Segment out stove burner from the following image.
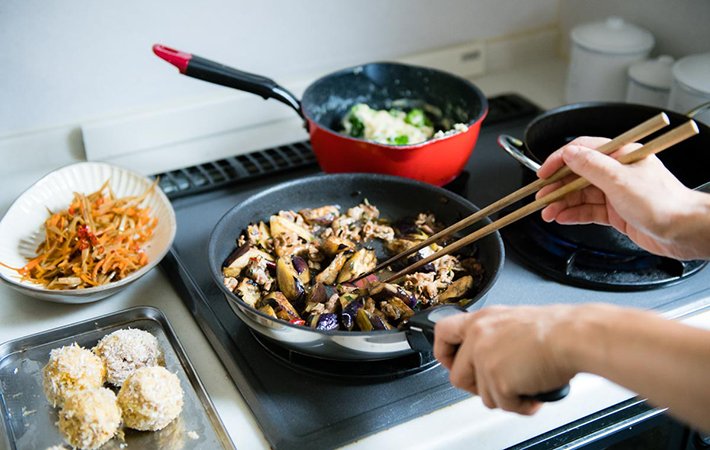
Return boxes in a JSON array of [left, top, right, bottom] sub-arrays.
[[252, 331, 439, 381], [502, 214, 707, 291]]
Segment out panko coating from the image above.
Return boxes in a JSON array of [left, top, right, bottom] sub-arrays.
[[117, 366, 184, 431], [93, 328, 164, 386], [42, 343, 106, 407], [57, 388, 121, 450]]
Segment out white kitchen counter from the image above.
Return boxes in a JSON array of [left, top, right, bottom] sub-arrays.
[[0, 58, 703, 449]]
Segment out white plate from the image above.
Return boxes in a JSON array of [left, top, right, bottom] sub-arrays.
[[0, 162, 176, 303]]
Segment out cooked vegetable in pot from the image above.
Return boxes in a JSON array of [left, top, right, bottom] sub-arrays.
[[341, 103, 468, 146], [222, 202, 485, 332]]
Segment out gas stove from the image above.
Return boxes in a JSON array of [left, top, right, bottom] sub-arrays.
[[157, 94, 710, 449]]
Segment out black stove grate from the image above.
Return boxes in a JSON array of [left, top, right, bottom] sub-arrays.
[[155, 142, 316, 199]]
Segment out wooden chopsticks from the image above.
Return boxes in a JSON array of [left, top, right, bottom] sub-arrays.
[[353, 113, 671, 283], [378, 119, 699, 284]]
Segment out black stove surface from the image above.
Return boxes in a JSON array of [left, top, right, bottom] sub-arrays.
[[158, 94, 710, 449]]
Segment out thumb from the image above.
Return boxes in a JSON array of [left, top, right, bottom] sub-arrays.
[[562, 145, 626, 192]]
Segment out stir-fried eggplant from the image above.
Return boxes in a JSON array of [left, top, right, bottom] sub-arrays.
[[438, 275, 474, 303], [307, 313, 340, 331], [356, 308, 393, 331], [236, 278, 261, 307], [223, 244, 274, 278], [380, 298, 415, 322], [315, 250, 352, 285], [321, 236, 355, 257], [270, 215, 314, 242], [222, 202, 485, 332], [299, 205, 340, 226], [336, 248, 376, 284], [276, 257, 305, 302], [260, 292, 301, 322], [369, 282, 417, 308]]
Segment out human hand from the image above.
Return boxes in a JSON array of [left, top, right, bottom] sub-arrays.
[[433, 305, 578, 415], [535, 137, 710, 260]]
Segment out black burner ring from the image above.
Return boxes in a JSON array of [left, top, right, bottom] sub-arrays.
[[502, 214, 707, 291], [251, 331, 440, 382]]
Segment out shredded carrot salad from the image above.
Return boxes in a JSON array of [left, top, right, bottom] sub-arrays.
[[2, 180, 159, 290]]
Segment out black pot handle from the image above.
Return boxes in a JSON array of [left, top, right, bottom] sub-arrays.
[[497, 134, 541, 172], [153, 44, 303, 119], [406, 304, 570, 403]]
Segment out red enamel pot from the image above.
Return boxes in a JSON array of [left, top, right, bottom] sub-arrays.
[[153, 45, 488, 186]]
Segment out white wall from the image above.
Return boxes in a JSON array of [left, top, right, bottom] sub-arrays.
[[0, 0, 558, 136]]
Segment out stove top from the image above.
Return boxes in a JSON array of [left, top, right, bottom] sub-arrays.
[[157, 94, 710, 449]]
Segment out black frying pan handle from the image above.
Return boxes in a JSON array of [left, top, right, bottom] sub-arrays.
[[153, 44, 303, 118], [406, 304, 570, 403]]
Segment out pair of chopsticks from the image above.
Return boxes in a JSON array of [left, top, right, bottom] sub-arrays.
[[355, 114, 699, 284]]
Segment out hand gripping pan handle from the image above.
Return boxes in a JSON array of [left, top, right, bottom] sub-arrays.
[[406, 304, 570, 402]]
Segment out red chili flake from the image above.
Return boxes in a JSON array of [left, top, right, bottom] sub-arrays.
[[289, 319, 306, 326], [77, 224, 98, 249]]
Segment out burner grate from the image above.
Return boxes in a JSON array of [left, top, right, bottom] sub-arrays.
[[154, 142, 316, 199]]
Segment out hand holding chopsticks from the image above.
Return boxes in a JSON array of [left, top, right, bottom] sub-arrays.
[[353, 113, 671, 283], [373, 118, 699, 284]]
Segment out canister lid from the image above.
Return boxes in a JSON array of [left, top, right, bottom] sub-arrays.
[[571, 17, 655, 55], [628, 56, 674, 89], [672, 52, 710, 95]]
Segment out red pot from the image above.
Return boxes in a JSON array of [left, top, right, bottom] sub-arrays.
[[153, 45, 488, 186]]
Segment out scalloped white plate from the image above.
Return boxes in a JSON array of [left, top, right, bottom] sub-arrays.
[[0, 162, 176, 303]]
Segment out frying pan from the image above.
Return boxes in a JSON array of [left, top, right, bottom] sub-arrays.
[[208, 174, 569, 402], [208, 173, 503, 360], [497, 102, 710, 255], [153, 44, 488, 186]]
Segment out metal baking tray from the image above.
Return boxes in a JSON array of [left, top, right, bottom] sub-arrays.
[[0, 306, 235, 450]]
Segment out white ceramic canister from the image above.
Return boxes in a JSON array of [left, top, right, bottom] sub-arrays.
[[668, 52, 710, 125], [566, 17, 655, 103], [626, 56, 674, 108]]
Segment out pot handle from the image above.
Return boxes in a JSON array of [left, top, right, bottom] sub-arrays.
[[153, 44, 303, 118], [406, 305, 570, 403], [686, 101, 710, 119], [497, 134, 541, 172]]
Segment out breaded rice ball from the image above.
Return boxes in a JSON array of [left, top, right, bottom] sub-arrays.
[[92, 328, 163, 386], [57, 387, 121, 450], [43, 343, 106, 407], [117, 366, 183, 431]]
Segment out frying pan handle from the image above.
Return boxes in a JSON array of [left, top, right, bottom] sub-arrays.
[[497, 134, 541, 172], [152, 44, 303, 118], [406, 304, 570, 403]]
